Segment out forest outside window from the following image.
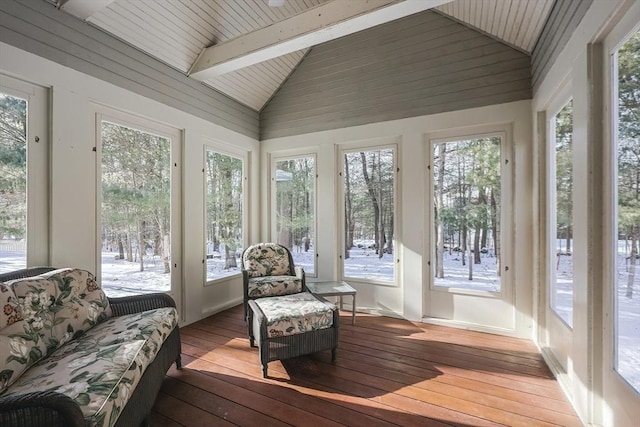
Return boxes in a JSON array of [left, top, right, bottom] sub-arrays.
[[0, 92, 28, 272], [205, 147, 245, 282], [0, 77, 47, 273], [342, 145, 397, 284], [550, 99, 574, 328], [99, 116, 180, 297], [613, 29, 639, 393], [273, 155, 316, 276], [430, 135, 505, 293]]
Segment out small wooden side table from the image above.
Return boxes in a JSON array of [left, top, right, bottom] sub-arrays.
[[307, 281, 357, 325]]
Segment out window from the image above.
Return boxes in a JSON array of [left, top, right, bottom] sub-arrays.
[[342, 146, 397, 283], [613, 29, 640, 393], [205, 147, 245, 282], [0, 76, 47, 273], [99, 116, 180, 297], [0, 93, 27, 271], [431, 136, 503, 293], [550, 99, 574, 327], [273, 155, 316, 276]]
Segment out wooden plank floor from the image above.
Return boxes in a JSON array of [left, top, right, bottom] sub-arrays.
[[151, 305, 580, 426]]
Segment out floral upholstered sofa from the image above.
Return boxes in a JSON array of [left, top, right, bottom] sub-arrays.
[[0, 267, 181, 427]]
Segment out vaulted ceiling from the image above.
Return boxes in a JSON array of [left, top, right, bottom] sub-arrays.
[[55, 0, 555, 111]]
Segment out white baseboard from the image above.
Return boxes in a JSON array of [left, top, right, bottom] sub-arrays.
[[201, 297, 243, 319], [421, 317, 518, 337]]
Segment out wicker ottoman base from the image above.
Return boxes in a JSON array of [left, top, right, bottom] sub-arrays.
[[247, 294, 339, 378]]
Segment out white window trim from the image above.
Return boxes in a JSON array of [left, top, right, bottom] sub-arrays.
[[270, 151, 318, 277], [603, 6, 640, 403], [94, 106, 182, 300], [202, 138, 249, 286], [338, 138, 400, 287], [0, 75, 49, 268], [546, 85, 575, 330], [426, 130, 512, 299]]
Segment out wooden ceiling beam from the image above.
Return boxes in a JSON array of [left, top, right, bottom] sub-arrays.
[[188, 0, 451, 80]]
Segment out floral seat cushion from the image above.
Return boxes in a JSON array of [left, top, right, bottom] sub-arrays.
[[242, 243, 292, 278], [2, 307, 178, 427], [0, 268, 111, 393], [255, 292, 334, 338], [247, 276, 302, 298]]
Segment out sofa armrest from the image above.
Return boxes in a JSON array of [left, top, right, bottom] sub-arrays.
[[108, 293, 176, 317], [0, 391, 85, 427]]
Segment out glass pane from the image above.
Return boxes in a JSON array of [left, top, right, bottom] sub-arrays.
[[205, 150, 243, 281], [0, 93, 27, 273], [343, 148, 395, 282], [432, 137, 502, 292], [552, 100, 574, 327], [275, 157, 315, 275], [101, 121, 171, 296], [615, 30, 640, 393]]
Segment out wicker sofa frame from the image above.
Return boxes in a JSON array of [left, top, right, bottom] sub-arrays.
[[247, 297, 339, 378], [0, 267, 182, 427]]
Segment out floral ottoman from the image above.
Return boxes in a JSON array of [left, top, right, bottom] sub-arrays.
[[0, 267, 181, 427], [247, 291, 339, 377]]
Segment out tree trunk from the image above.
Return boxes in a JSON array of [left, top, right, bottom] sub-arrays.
[[163, 235, 171, 274], [468, 238, 474, 280], [491, 188, 501, 276], [474, 227, 481, 264], [344, 155, 353, 259], [479, 188, 488, 251], [137, 220, 145, 272], [387, 214, 394, 255], [462, 225, 467, 267], [158, 217, 170, 274], [436, 143, 446, 278], [224, 246, 237, 269], [377, 159, 384, 259], [566, 180, 573, 253], [126, 230, 133, 262], [118, 234, 125, 259], [627, 225, 638, 298], [360, 152, 381, 255]]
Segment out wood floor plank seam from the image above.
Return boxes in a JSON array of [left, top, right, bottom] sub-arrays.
[[151, 305, 581, 427]]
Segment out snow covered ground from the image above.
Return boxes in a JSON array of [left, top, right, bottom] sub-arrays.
[[1, 242, 638, 391], [432, 250, 500, 292]]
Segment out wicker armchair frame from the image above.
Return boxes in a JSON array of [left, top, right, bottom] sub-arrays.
[[0, 267, 181, 427]]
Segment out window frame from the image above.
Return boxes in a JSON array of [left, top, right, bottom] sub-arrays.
[[427, 131, 511, 298], [270, 151, 318, 278], [0, 75, 49, 270], [546, 87, 575, 330], [94, 107, 182, 299], [338, 139, 400, 287], [606, 23, 640, 394], [203, 140, 249, 286]]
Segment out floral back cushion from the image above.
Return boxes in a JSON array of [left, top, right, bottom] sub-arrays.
[[0, 283, 22, 329], [0, 268, 112, 393], [242, 243, 292, 278]]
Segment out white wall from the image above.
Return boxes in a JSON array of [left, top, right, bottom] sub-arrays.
[[0, 42, 260, 326], [531, 1, 639, 425], [261, 99, 534, 337]]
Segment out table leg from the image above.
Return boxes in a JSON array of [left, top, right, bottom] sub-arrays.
[[339, 296, 343, 311], [352, 294, 356, 325]]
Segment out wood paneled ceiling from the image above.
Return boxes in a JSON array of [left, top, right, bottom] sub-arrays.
[[56, 0, 555, 112]]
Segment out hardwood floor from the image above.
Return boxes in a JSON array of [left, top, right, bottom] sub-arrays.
[[151, 305, 580, 426]]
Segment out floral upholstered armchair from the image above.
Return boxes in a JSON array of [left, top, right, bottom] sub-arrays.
[[241, 243, 305, 321]]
